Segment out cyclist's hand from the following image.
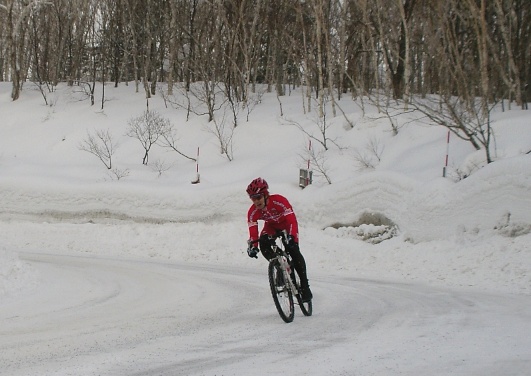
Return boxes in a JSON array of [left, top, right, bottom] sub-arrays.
[[247, 246, 259, 258]]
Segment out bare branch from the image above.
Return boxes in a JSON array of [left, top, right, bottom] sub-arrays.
[[126, 110, 171, 165], [79, 129, 117, 169]]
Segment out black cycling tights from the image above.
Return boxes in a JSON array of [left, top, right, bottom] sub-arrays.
[[259, 234, 309, 286]]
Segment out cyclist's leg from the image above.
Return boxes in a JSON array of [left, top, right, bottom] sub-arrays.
[[258, 224, 276, 261], [286, 243, 312, 301]]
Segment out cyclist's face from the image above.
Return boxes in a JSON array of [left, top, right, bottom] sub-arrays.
[[250, 194, 266, 209]]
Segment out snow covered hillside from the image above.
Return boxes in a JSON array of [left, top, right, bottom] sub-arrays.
[[1, 82, 530, 295]]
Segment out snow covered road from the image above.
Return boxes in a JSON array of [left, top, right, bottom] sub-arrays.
[[1, 252, 530, 376]]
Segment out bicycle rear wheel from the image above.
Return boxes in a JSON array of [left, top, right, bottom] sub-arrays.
[[292, 269, 312, 316], [268, 260, 294, 323]]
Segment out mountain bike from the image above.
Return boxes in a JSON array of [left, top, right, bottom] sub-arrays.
[[268, 231, 312, 323]]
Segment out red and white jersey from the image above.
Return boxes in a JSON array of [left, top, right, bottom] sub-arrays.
[[247, 194, 299, 245]]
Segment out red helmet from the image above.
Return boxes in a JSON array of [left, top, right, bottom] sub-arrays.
[[246, 177, 269, 197]]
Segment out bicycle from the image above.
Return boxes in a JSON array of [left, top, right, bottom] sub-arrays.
[[267, 231, 312, 323]]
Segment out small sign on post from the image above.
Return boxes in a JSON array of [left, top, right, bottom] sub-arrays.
[[299, 169, 313, 188]]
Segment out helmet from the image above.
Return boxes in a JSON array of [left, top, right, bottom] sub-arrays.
[[246, 177, 269, 197]]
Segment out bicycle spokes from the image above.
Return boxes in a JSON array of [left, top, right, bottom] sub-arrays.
[[268, 260, 294, 323]]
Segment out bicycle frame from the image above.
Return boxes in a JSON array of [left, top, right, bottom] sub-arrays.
[[267, 230, 312, 322], [271, 235, 299, 296]]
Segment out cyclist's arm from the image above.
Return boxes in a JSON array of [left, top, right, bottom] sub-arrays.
[[247, 206, 260, 245]]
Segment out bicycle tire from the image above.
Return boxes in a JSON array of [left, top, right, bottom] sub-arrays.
[[292, 268, 313, 316], [268, 260, 294, 323]]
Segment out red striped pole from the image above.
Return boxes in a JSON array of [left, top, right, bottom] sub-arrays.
[[443, 131, 450, 177], [192, 147, 200, 184], [307, 140, 311, 169], [307, 140, 311, 186], [196, 147, 200, 175]]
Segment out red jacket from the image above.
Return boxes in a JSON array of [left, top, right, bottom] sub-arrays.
[[247, 194, 299, 245]]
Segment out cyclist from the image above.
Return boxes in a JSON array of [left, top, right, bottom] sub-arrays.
[[246, 177, 313, 302]]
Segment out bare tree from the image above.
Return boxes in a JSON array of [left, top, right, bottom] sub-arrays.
[[284, 95, 339, 151], [465, 0, 490, 119], [4, 0, 52, 100], [165, 80, 225, 123], [491, 0, 522, 107], [79, 129, 118, 170], [159, 125, 196, 161], [312, 0, 326, 117], [107, 167, 130, 181], [150, 158, 172, 178], [411, 94, 496, 164], [1, 0, 529, 116], [353, 136, 384, 170], [301, 143, 332, 185], [365, 97, 411, 135], [126, 110, 171, 165], [207, 103, 236, 161]]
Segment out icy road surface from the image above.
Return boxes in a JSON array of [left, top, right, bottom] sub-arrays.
[[1, 252, 530, 376]]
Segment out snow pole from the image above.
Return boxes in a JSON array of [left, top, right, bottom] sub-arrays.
[[443, 130, 450, 177], [299, 139, 313, 188], [191, 147, 200, 184], [307, 139, 311, 186]]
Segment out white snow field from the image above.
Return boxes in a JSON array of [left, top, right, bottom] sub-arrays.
[[1, 82, 530, 375]]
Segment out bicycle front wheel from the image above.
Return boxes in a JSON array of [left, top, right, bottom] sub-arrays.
[[268, 260, 294, 323]]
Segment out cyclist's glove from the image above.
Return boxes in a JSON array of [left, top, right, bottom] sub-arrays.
[[247, 245, 259, 258]]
